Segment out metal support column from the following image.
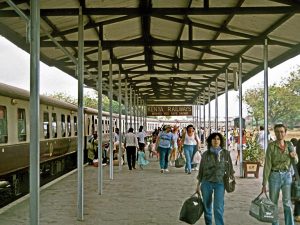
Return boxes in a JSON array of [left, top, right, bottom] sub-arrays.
[[118, 71, 122, 171], [238, 57, 243, 177], [129, 88, 133, 128], [203, 99, 206, 149], [133, 92, 136, 132], [196, 103, 199, 131], [77, 6, 84, 221], [215, 78, 218, 131], [97, 41, 103, 195], [29, 1, 40, 224], [208, 85, 211, 134], [264, 39, 269, 152], [225, 70, 229, 151], [109, 59, 113, 180], [199, 99, 202, 142], [125, 80, 128, 132]]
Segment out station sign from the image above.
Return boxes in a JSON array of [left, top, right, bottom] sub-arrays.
[[147, 106, 192, 116]]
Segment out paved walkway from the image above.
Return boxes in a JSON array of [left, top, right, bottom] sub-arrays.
[[0, 149, 291, 225]]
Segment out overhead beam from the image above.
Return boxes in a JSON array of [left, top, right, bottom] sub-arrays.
[[62, 58, 248, 66], [2, 7, 300, 17], [40, 38, 286, 47]]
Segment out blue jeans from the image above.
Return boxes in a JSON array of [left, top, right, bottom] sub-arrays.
[[201, 180, 225, 225], [158, 147, 170, 169], [269, 171, 294, 225], [184, 145, 195, 172]]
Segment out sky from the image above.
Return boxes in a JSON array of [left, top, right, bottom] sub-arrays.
[[0, 35, 300, 118]]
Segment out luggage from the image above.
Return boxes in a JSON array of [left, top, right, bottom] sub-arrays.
[[179, 192, 204, 224], [175, 153, 185, 168], [249, 192, 278, 223]]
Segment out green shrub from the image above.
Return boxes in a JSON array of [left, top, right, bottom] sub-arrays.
[[242, 138, 265, 165]]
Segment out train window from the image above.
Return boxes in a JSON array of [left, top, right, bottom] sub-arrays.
[[43, 112, 50, 139], [87, 117, 90, 135], [74, 116, 77, 136], [91, 115, 95, 134], [17, 108, 26, 142], [51, 113, 57, 138], [67, 115, 71, 137], [0, 106, 8, 143], [61, 114, 66, 137]]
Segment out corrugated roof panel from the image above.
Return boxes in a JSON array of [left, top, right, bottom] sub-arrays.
[[113, 46, 144, 59], [87, 0, 138, 8], [269, 15, 300, 44], [151, 17, 183, 40], [153, 0, 188, 8], [40, 0, 79, 9], [104, 17, 141, 40], [229, 14, 285, 36]]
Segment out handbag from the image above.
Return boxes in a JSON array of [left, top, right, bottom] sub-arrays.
[[223, 173, 236, 193], [175, 153, 185, 168], [249, 192, 278, 223], [179, 192, 204, 224], [224, 152, 235, 193]]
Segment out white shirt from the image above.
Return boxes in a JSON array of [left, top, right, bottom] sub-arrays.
[[136, 131, 147, 144], [125, 133, 138, 147], [114, 133, 119, 142]]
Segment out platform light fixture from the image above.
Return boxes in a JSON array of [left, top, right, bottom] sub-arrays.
[[11, 98, 17, 105]]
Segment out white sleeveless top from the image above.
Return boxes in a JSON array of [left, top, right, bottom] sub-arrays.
[[184, 133, 199, 145]]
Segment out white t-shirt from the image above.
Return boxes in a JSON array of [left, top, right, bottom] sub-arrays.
[[136, 131, 146, 144], [125, 133, 138, 147], [114, 133, 119, 142]]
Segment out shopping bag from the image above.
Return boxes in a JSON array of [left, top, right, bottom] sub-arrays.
[[249, 192, 278, 223], [175, 153, 185, 168], [179, 192, 204, 224]]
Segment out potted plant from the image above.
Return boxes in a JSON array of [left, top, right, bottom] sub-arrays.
[[242, 138, 265, 178]]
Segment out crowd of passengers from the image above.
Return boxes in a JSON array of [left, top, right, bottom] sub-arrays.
[[87, 123, 300, 225]]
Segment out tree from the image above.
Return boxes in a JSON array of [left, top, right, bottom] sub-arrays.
[[243, 67, 300, 128], [48, 92, 77, 105], [48, 92, 125, 114], [243, 88, 264, 127]]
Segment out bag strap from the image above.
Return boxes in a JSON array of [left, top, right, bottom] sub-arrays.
[[256, 191, 271, 201]]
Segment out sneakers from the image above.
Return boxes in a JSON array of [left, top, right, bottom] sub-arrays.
[[164, 169, 169, 172], [160, 169, 164, 173]]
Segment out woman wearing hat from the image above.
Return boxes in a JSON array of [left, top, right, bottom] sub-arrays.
[[182, 124, 201, 174], [155, 125, 173, 173]]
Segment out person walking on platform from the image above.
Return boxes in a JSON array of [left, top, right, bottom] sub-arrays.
[[169, 125, 179, 166], [87, 131, 98, 165], [182, 125, 201, 174], [155, 125, 173, 173], [293, 139, 300, 222], [124, 128, 138, 170], [137, 126, 147, 152], [195, 132, 234, 225], [262, 124, 298, 225]]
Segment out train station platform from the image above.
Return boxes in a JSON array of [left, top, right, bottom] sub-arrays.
[[0, 149, 289, 225]]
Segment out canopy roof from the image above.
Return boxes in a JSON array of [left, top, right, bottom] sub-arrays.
[[0, 0, 300, 105]]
